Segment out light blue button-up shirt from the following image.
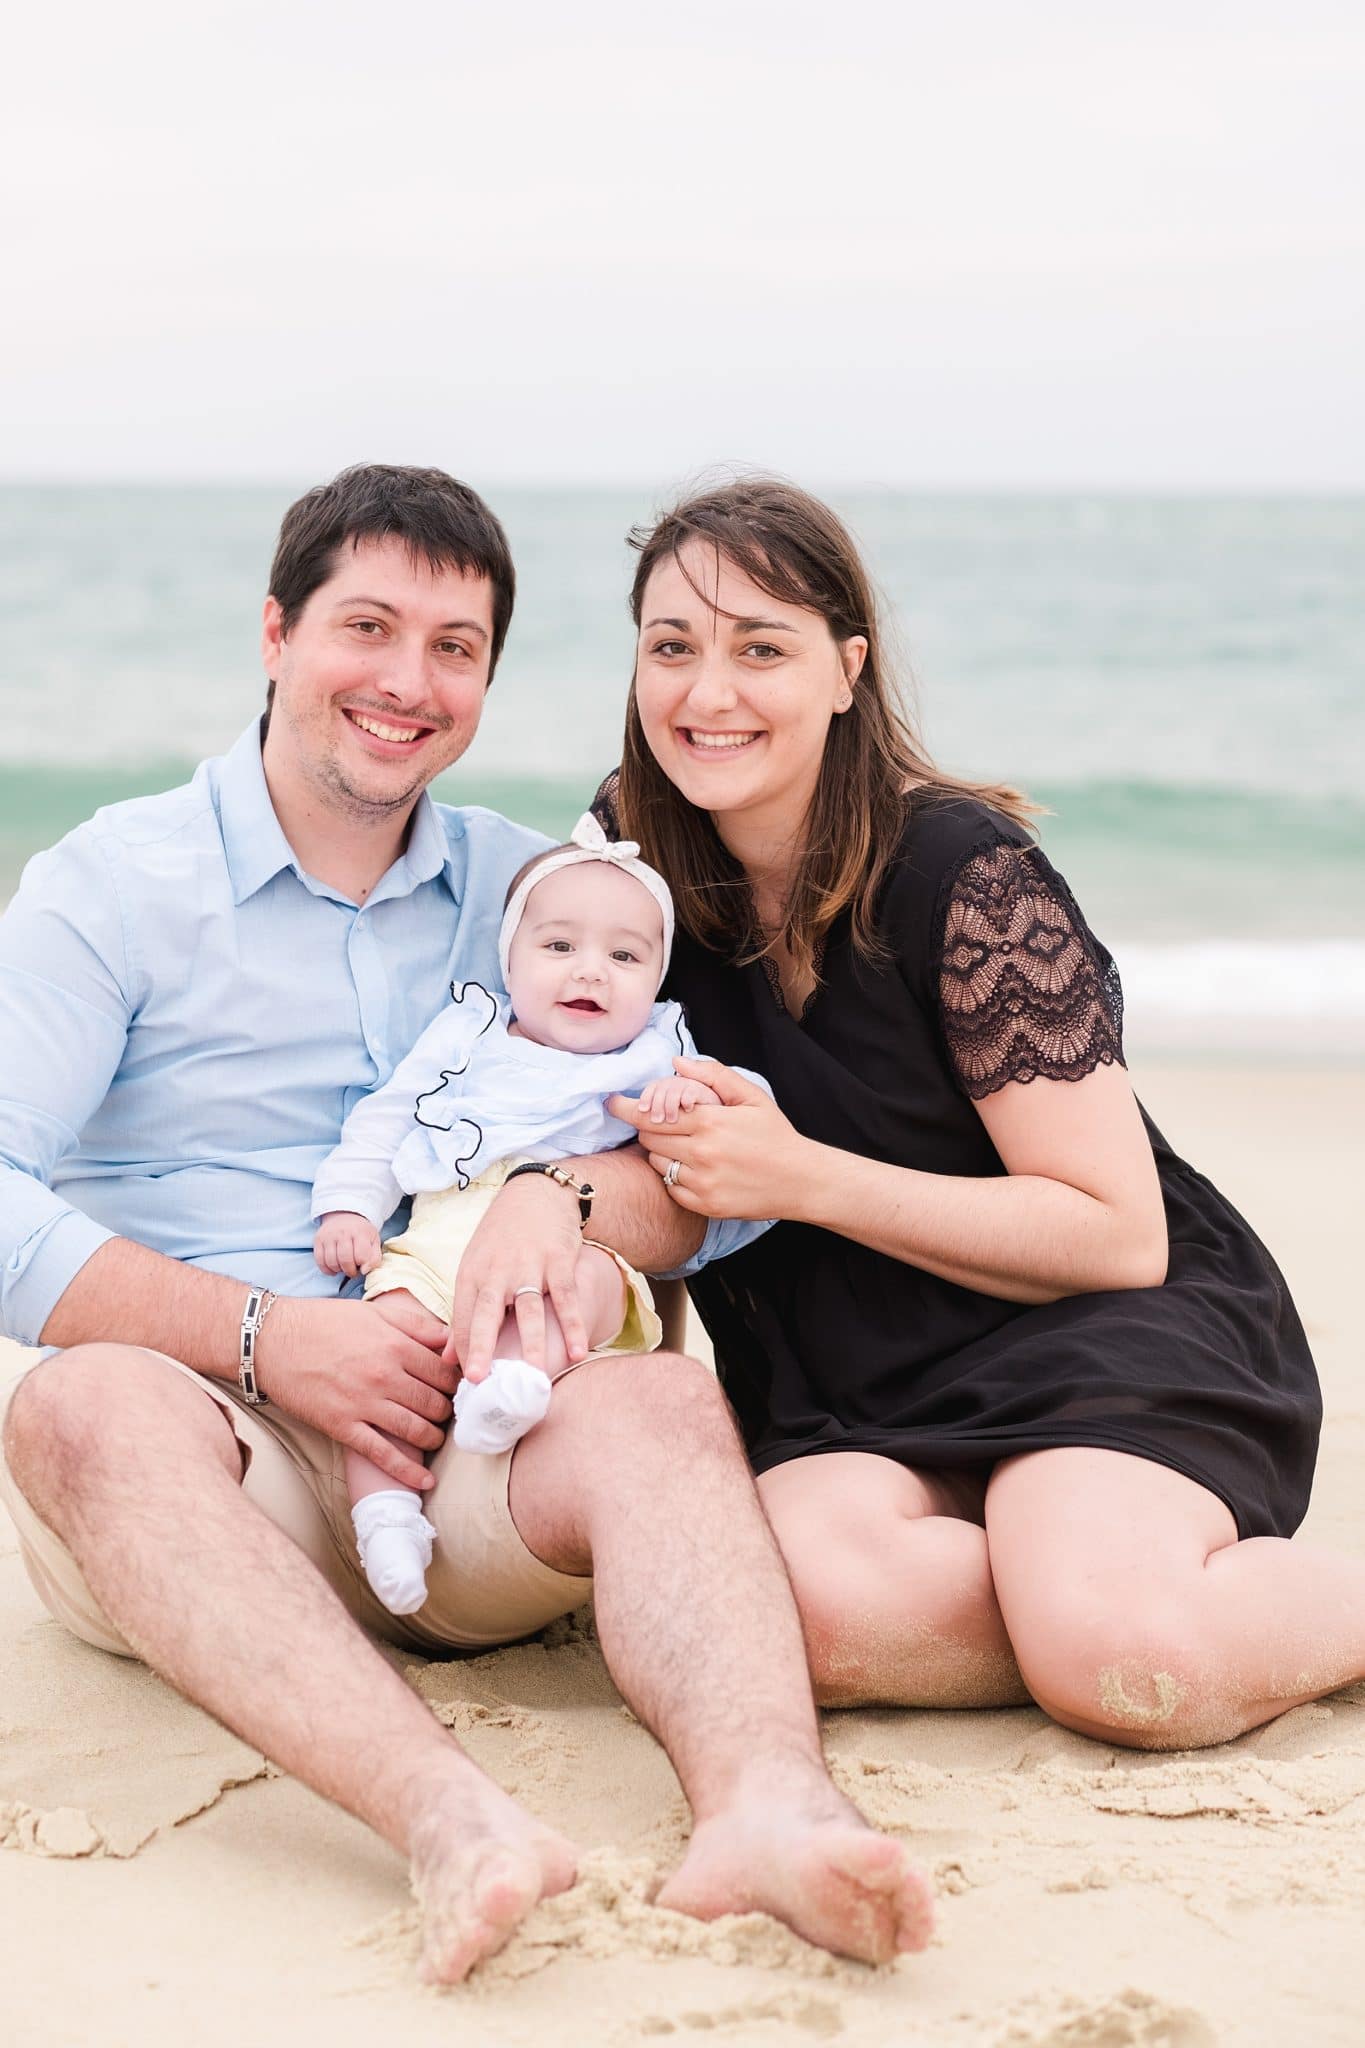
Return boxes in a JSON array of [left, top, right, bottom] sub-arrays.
[[0, 723, 752, 1346]]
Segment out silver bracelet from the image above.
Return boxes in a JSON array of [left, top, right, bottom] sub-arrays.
[[238, 1285, 278, 1406]]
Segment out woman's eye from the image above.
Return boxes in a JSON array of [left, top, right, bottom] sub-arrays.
[[745, 642, 782, 660], [652, 639, 690, 658]]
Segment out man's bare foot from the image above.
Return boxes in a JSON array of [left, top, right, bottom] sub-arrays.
[[656, 1784, 935, 1965], [407, 1776, 578, 1983]]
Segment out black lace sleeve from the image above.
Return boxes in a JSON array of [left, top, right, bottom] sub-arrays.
[[934, 838, 1125, 1100], [590, 770, 621, 840]]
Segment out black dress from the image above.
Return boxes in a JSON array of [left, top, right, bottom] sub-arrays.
[[597, 783, 1321, 1541]]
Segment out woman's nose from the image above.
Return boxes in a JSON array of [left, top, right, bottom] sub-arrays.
[[686, 654, 741, 715]]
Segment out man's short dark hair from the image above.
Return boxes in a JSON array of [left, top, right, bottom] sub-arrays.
[[265, 463, 516, 717]]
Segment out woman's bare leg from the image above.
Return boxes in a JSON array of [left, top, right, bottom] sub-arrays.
[[758, 1452, 1029, 1708], [987, 1447, 1365, 1749]]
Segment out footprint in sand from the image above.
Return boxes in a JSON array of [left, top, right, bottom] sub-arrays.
[[997, 1986, 1215, 2047], [635, 1992, 844, 2038]]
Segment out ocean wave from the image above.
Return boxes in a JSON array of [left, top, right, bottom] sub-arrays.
[[1113, 937, 1365, 1048], [1037, 779, 1365, 860], [3, 761, 1363, 847]]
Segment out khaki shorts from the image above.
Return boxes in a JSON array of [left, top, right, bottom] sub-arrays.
[[365, 1166, 664, 1357], [0, 1315, 633, 1662]]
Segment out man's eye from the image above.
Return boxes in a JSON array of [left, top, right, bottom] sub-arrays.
[[350, 619, 383, 635], [436, 640, 468, 657]]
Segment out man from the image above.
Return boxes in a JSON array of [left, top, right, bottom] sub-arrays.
[[0, 465, 931, 1979]]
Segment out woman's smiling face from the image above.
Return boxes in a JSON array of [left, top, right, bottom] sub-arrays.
[[633, 543, 865, 844]]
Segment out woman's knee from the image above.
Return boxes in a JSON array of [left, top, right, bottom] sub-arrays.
[[1004, 1583, 1224, 1749], [780, 1517, 1002, 1700]]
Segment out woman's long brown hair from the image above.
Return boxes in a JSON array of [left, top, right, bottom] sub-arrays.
[[618, 477, 1038, 988]]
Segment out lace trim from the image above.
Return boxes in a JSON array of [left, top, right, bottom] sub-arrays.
[[934, 837, 1124, 1100], [758, 944, 825, 1022]]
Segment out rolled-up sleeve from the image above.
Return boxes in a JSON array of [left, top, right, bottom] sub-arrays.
[[0, 829, 131, 1343], [659, 1210, 772, 1282]]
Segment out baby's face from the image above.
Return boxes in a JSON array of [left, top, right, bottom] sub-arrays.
[[505, 860, 664, 1053]]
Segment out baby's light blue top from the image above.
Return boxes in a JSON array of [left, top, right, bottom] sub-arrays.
[[312, 985, 768, 1228], [0, 723, 756, 1346]]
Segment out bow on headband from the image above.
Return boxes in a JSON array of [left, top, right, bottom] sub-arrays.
[[497, 811, 676, 989]]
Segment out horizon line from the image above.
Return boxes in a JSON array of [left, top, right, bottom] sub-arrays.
[[2, 476, 1364, 500]]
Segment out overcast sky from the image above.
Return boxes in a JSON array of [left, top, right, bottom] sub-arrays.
[[4, 1, 1362, 488]]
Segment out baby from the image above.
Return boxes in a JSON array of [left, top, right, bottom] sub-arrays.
[[311, 812, 761, 1618]]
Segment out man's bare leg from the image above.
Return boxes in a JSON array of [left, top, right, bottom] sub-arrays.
[[508, 1351, 936, 1963], [2, 1346, 575, 1982]]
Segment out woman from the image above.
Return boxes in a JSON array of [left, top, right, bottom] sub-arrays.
[[599, 477, 1363, 1750]]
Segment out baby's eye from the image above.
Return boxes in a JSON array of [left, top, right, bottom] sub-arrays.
[[610, 949, 639, 965], [545, 939, 572, 953]]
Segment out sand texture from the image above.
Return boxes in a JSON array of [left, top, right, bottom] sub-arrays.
[[3, 1062, 1364, 2046]]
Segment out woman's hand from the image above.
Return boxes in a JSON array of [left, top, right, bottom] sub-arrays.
[[609, 1057, 809, 1221]]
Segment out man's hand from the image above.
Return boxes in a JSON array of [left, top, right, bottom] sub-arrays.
[[446, 1173, 588, 1382], [635, 1072, 723, 1126], [314, 1211, 383, 1277], [254, 1291, 455, 1492]]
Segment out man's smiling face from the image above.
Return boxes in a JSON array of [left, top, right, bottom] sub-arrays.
[[261, 534, 496, 820]]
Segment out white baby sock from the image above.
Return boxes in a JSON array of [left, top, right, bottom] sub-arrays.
[[351, 1489, 436, 1617], [453, 1357, 553, 1455]]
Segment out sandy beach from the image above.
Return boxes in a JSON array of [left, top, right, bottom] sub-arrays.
[[3, 1059, 1363, 2048]]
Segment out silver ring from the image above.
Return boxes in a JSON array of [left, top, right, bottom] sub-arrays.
[[512, 1285, 543, 1300], [663, 1158, 682, 1188]]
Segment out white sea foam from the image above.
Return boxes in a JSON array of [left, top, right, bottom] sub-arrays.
[[1115, 940, 1365, 1051]]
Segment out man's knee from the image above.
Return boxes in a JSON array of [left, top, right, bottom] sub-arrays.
[[6, 1347, 121, 1479], [5, 1344, 229, 1500], [565, 1348, 738, 1452]]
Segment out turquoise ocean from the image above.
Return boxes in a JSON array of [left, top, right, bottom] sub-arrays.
[[2, 487, 1361, 1055]]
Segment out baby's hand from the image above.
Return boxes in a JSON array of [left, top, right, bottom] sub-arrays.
[[636, 1072, 724, 1126], [314, 1212, 383, 1277]]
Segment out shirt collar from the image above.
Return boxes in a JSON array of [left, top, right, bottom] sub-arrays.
[[217, 719, 461, 908], [218, 722, 298, 906], [381, 781, 460, 904]]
